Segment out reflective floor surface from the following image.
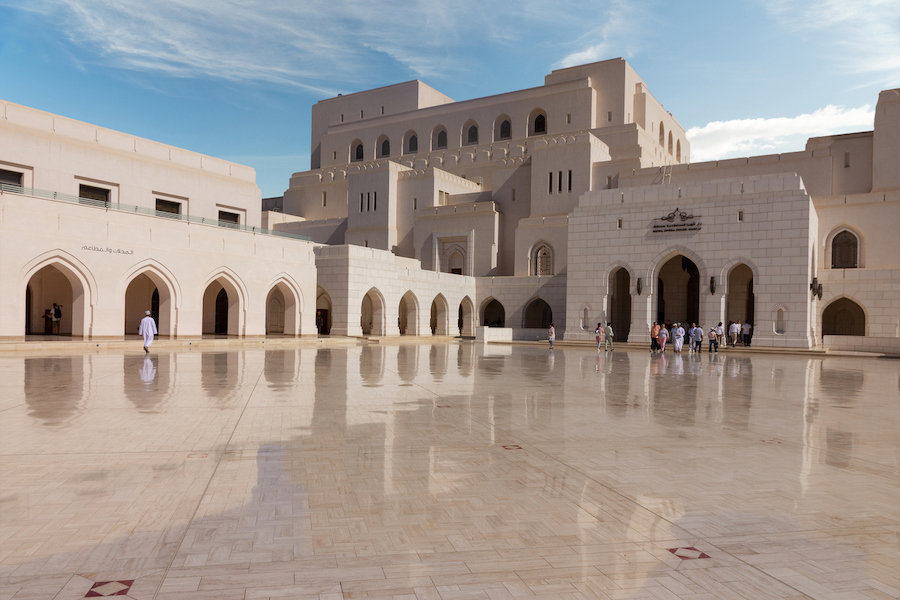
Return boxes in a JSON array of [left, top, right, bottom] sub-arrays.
[[0, 343, 898, 599]]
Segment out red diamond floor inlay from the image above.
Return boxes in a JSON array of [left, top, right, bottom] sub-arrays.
[[667, 546, 710, 560], [85, 580, 134, 597]]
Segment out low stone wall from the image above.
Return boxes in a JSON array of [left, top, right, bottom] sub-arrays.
[[476, 327, 512, 342], [823, 335, 900, 354]]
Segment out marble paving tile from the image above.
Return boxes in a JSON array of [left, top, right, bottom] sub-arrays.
[[0, 345, 897, 599]]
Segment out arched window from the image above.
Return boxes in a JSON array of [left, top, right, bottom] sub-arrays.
[[353, 142, 364, 162], [408, 134, 418, 153], [831, 230, 859, 268], [659, 123, 665, 146], [534, 244, 553, 276], [466, 124, 478, 145], [533, 113, 546, 134], [676, 139, 682, 162], [499, 119, 511, 139], [433, 126, 447, 150], [377, 136, 390, 158], [668, 131, 673, 155]]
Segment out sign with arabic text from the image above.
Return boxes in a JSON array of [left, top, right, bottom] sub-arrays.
[[651, 207, 702, 233]]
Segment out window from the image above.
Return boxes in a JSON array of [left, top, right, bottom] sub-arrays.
[[381, 106, 384, 115], [79, 184, 110, 207], [155, 198, 181, 217], [499, 119, 511, 139], [0, 168, 23, 188], [606, 175, 613, 188], [359, 193, 363, 213], [373, 191, 377, 212], [832, 230, 859, 268], [340, 114, 344, 123], [380, 138, 390, 157], [511, 188, 516, 202], [668, 132, 673, 155], [434, 129, 447, 150], [548, 172, 553, 194], [617, 218, 623, 229], [533, 114, 546, 134], [466, 124, 478, 145], [737, 210, 744, 222], [659, 123, 665, 146], [558, 170, 562, 193], [413, 197, 417, 210], [566, 113, 571, 124], [353, 143, 364, 161], [408, 135, 418, 153], [360, 110, 364, 118], [676, 140, 682, 162], [218, 210, 239, 226], [607, 111, 612, 122], [534, 245, 553, 276], [568, 170, 572, 191], [322, 191, 327, 207], [844, 151, 851, 168]]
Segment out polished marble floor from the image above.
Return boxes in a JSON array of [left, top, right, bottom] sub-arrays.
[[0, 342, 898, 599]]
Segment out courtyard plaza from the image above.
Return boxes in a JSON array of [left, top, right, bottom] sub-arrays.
[[0, 341, 897, 600]]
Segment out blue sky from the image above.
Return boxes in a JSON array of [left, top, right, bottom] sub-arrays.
[[1, 0, 897, 198]]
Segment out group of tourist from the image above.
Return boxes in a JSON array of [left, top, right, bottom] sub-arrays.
[[649, 320, 752, 353]]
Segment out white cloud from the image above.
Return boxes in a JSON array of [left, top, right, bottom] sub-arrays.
[[762, 0, 900, 87], [555, 0, 640, 68], [686, 104, 875, 162]]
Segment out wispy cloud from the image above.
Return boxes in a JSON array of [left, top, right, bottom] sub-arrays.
[[762, 0, 900, 87], [687, 104, 875, 162], [11, 0, 633, 94], [555, 0, 641, 68]]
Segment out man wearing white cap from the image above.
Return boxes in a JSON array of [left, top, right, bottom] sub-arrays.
[[138, 310, 158, 353]]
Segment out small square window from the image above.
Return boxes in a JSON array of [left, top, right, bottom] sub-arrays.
[[155, 198, 181, 217], [79, 184, 110, 207], [0, 168, 23, 187], [218, 210, 240, 226]]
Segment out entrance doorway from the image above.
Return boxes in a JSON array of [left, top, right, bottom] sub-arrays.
[[609, 267, 631, 341], [657, 255, 699, 325]]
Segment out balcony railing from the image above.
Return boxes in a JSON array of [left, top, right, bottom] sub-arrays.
[[0, 183, 310, 241]]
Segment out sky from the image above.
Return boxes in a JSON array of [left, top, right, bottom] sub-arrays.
[[1, 0, 898, 198]]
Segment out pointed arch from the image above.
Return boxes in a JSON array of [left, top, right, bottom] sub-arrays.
[[667, 131, 674, 155], [376, 134, 391, 158], [522, 297, 552, 328], [202, 268, 248, 336], [403, 130, 419, 154], [676, 139, 682, 161], [360, 287, 386, 336], [458, 295, 475, 337], [265, 274, 303, 336], [826, 225, 863, 269], [22, 250, 98, 338], [528, 108, 547, 136], [462, 119, 479, 146], [432, 124, 448, 150], [351, 139, 364, 162], [480, 297, 505, 328], [494, 114, 512, 141], [121, 259, 181, 338], [529, 241, 554, 276], [659, 123, 665, 146], [316, 285, 332, 335], [822, 296, 866, 337], [398, 290, 419, 336], [430, 293, 449, 335]]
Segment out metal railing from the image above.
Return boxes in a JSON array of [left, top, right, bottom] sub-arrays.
[[0, 183, 310, 241]]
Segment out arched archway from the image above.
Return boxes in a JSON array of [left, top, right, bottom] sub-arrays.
[[265, 278, 301, 336], [360, 288, 385, 336], [726, 263, 754, 325], [316, 286, 332, 335], [523, 298, 552, 329], [25, 262, 90, 337], [124, 270, 176, 338], [482, 298, 505, 327], [608, 267, 631, 341], [458, 296, 475, 337], [462, 120, 479, 145], [432, 125, 448, 150], [398, 291, 419, 335], [657, 255, 699, 325], [202, 276, 243, 336], [822, 298, 865, 336], [528, 108, 547, 136], [494, 114, 512, 141], [351, 139, 364, 162], [430, 294, 449, 335]]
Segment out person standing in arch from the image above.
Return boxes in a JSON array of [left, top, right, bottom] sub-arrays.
[[138, 310, 158, 353], [603, 321, 614, 351], [52, 303, 62, 334]]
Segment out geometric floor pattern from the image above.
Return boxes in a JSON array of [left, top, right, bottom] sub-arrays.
[[0, 342, 898, 599]]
